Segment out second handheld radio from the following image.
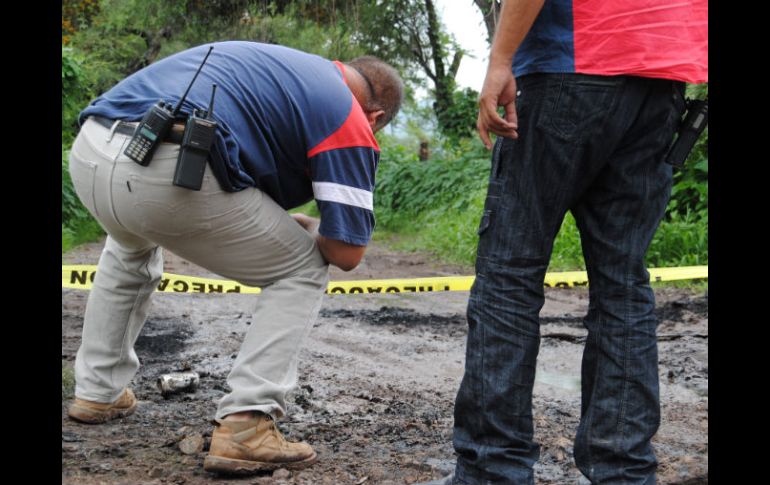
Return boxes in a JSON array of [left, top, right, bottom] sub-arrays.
[[173, 84, 218, 190]]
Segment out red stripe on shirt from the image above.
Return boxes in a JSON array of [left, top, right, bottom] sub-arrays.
[[307, 62, 380, 158]]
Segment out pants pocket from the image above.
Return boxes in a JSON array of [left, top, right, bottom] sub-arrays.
[[476, 180, 502, 260], [128, 173, 212, 238], [68, 154, 99, 218]]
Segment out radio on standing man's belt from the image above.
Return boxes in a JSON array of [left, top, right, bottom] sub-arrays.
[[664, 97, 708, 168], [124, 46, 215, 167]]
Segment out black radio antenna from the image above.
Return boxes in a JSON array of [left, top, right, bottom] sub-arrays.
[[173, 45, 214, 116], [205, 84, 217, 119]]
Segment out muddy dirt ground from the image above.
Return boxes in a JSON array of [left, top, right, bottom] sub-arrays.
[[62, 239, 707, 484]]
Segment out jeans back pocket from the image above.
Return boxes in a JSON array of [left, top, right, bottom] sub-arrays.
[[537, 75, 623, 141]]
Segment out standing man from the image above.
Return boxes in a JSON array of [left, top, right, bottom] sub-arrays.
[[65, 41, 403, 475], [424, 0, 707, 483]]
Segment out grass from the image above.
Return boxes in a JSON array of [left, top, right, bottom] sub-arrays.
[[62, 362, 75, 401], [646, 212, 709, 267], [62, 219, 104, 254], [375, 191, 485, 268], [651, 279, 708, 292], [289, 200, 321, 217], [549, 213, 586, 271], [373, 199, 705, 266], [371, 191, 707, 289]]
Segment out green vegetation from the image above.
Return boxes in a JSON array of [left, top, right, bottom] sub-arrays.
[[373, 132, 708, 273], [373, 138, 487, 266], [62, 47, 103, 252], [62, 362, 76, 401]]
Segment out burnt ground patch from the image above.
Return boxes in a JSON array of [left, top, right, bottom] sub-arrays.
[[540, 294, 708, 328], [656, 293, 708, 323], [320, 306, 466, 335], [134, 317, 194, 358], [321, 294, 708, 341]]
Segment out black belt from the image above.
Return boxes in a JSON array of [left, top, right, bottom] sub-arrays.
[[90, 115, 185, 144]]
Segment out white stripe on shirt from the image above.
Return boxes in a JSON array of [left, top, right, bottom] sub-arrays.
[[312, 182, 373, 211]]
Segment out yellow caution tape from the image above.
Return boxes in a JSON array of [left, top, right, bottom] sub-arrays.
[[62, 265, 707, 295]]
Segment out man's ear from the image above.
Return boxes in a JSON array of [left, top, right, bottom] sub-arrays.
[[366, 109, 386, 131]]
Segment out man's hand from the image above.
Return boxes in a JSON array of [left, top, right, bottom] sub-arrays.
[[476, 0, 545, 149], [477, 64, 519, 149], [291, 213, 320, 235]]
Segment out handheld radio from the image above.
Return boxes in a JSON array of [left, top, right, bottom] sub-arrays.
[[124, 46, 214, 166], [173, 84, 218, 190], [665, 98, 708, 168], [123, 101, 175, 164]]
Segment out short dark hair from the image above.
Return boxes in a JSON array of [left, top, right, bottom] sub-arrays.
[[346, 56, 404, 131]]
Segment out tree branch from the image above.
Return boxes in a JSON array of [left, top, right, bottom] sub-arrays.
[[410, 33, 436, 81], [473, 0, 501, 44], [448, 50, 463, 80]]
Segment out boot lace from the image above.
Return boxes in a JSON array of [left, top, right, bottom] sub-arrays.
[[267, 418, 292, 449]]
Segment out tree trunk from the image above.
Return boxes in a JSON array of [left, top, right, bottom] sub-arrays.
[[424, 0, 462, 135], [473, 0, 501, 44]]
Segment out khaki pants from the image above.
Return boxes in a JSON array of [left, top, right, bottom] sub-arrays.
[[68, 118, 329, 419]]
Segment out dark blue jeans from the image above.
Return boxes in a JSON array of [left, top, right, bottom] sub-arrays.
[[452, 74, 687, 485]]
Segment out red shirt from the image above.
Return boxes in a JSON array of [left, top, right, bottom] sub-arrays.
[[513, 0, 708, 84]]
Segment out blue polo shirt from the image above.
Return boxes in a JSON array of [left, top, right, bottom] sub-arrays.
[[79, 41, 379, 246]]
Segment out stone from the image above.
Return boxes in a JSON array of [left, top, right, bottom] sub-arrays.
[[178, 434, 205, 455], [273, 468, 291, 479]]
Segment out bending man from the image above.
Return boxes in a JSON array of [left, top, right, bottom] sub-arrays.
[[66, 41, 403, 475]]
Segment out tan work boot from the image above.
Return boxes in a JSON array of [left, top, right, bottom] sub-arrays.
[[67, 388, 137, 424], [203, 414, 317, 474]]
